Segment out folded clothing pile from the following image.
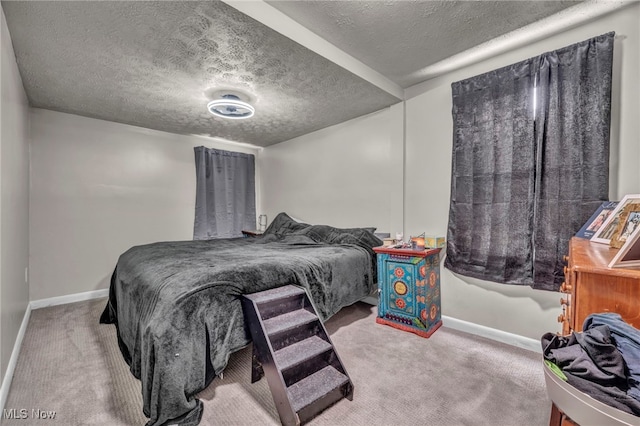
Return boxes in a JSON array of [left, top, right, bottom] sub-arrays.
[[541, 312, 640, 417]]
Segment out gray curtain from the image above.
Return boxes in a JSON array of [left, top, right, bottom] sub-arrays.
[[445, 32, 614, 291], [193, 146, 256, 239], [446, 60, 537, 285], [532, 33, 614, 289]]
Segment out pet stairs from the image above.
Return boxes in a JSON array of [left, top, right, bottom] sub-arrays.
[[242, 285, 353, 426]]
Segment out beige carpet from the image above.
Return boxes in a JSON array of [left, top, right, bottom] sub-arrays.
[[3, 298, 551, 425]]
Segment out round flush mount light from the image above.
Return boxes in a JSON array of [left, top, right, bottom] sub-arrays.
[[207, 94, 254, 120]]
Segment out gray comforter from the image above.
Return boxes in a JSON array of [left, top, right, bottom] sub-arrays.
[[100, 213, 381, 425]]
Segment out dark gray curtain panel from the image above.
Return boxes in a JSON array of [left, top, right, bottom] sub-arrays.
[[532, 33, 614, 289], [193, 146, 256, 239], [446, 60, 537, 285], [446, 32, 614, 291]]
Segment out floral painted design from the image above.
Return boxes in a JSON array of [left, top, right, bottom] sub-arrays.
[[394, 267, 404, 278], [395, 298, 406, 309], [430, 304, 438, 320], [429, 271, 437, 287]]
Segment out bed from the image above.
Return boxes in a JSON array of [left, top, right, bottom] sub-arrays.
[[99, 213, 381, 426]]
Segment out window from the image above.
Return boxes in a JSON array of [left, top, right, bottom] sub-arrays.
[[193, 147, 256, 239], [445, 32, 615, 291]]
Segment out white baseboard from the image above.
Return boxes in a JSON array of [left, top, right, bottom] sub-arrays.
[[23, 291, 542, 356], [442, 315, 541, 353], [1, 288, 110, 411], [0, 303, 31, 412], [0, 288, 538, 413], [362, 295, 538, 352], [29, 288, 109, 310]]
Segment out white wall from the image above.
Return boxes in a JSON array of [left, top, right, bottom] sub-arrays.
[[260, 104, 404, 233], [404, 4, 640, 340], [12, 2, 640, 347], [0, 7, 30, 380], [29, 109, 261, 300], [261, 5, 640, 341]]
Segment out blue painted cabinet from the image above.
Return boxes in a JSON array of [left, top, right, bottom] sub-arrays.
[[373, 247, 442, 338]]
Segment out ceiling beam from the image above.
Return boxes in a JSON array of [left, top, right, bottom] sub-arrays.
[[221, 0, 405, 100], [404, 0, 635, 98]]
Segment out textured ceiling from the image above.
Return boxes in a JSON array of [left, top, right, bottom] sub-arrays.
[[266, 1, 582, 88], [2, 0, 583, 146], [1, 1, 398, 146]]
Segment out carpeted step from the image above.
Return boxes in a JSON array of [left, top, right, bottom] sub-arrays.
[[287, 365, 350, 415], [251, 286, 307, 321], [244, 285, 305, 304], [242, 285, 353, 425], [263, 309, 319, 337], [275, 336, 332, 372], [247, 285, 306, 320]]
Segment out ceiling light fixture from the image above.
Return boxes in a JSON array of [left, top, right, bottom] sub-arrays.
[[207, 94, 255, 120]]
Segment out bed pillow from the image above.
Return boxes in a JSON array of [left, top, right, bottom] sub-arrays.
[[331, 227, 383, 249], [262, 212, 310, 236], [296, 224, 382, 249]]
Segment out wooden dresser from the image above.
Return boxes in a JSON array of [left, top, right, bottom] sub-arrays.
[[551, 237, 640, 426], [558, 237, 640, 335]]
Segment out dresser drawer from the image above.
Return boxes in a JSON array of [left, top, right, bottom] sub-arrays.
[[559, 237, 640, 335]]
